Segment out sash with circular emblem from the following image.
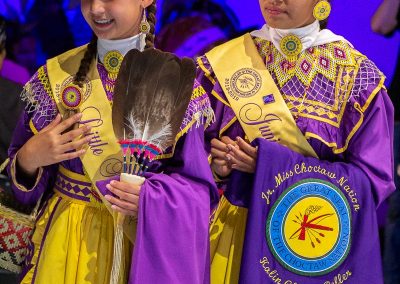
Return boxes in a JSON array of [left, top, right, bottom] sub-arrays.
[[228, 68, 262, 99], [266, 179, 351, 276]]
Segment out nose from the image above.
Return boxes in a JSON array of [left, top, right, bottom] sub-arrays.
[[90, 0, 106, 15]]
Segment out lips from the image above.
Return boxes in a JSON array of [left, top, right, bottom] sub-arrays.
[[265, 7, 286, 15], [94, 19, 112, 24], [93, 18, 114, 28]]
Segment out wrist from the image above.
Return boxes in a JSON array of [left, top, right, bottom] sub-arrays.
[[16, 148, 39, 177]]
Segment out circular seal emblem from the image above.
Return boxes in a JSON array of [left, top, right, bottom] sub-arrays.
[[230, 68, 261, 98], [280, 34, 303, 58], [61, 85, 82, 110], [104, 50, 123, 74], [266, 179, 351, 276]]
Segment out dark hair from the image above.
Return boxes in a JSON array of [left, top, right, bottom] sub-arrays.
[[74, 1, 157, 87], [0, 16, 6, 52], [145, 2, 157, 49], [73, 34, 97, 87]]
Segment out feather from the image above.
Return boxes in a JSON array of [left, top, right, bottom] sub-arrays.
[[110, 49, 196, 284], [112, 48, 196, 173]]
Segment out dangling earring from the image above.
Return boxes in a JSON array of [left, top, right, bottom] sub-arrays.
[[139, 8, 150, 34], [313, 0, 331, 21]]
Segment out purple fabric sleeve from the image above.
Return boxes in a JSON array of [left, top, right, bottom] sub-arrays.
[[6, 67, 59, 205], [346, 89, 395, 206], [129, 125, 218, 284], [7, 111, 57, 205], [95, 175, 119, 198]]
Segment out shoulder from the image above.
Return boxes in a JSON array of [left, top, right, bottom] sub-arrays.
[[302, 40, 388, 153], [180, 78, 215, 132], [196, 54, 217, 86], [196, 50, 232, 107], [340, 41, 386, 110], [196, 35, 246, 83], [21, 64, 57, 131], [48, 44, 89, 65], [308, 40, 386, 110]]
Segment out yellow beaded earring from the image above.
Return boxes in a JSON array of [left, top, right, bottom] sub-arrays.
[[313, 0, 331, 21], [139, 9, 150, 34]]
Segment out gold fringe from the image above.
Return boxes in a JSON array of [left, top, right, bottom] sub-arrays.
[[0, 158, 9, 174], [110, 218, 125, 284]]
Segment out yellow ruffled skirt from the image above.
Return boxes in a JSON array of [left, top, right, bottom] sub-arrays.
[[21, 193, 129, 284]]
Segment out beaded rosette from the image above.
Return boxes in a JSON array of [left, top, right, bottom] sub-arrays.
[[55, 76, 92, 114], [60, 85, 83, 110], [280, 34, 303, 58], [104, 50, 123, 80]]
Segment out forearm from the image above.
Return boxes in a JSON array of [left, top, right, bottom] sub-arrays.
[[7, 113, 55, 204]]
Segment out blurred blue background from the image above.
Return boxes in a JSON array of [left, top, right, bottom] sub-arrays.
[[0, 0, 398, 84]]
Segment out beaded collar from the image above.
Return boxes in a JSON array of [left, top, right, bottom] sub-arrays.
[[251, 21, 349, 59]]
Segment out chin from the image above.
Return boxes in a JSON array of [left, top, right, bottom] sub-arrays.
[[266, 22, 286, 29], [95, 33, 114, 40], [265, 19, 293, 29]]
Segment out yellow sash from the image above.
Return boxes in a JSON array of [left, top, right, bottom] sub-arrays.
[[206, 34, 318, 158], [46, 46, 136, 242]]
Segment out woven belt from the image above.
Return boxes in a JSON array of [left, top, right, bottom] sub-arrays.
[[53, 165, 103, 206]]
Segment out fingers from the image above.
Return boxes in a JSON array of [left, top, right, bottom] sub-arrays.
[[227, 154, 254, 173], [212, 136, 256, 174], [59, 124, 92, 144], [211, 136, 238, 160], [227, 144, 254, 165], [59, 135, 92, 153], [104, 193, 138, 212], [53, 113, 83, 134], [104, 181, 141, 216], [211, 162, 232, 178], [231, 163, 254, 173], [39, 114, 62, 133], [236, 137, 258, 158], [109, 180, 141, 195], [56, 149, 86, 161], [211, 138, 229, 152], [223, 137, 257, 174], [212, 158, 229, 166], [221, 136, 236, 145], [210, 147, 227, 160]]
